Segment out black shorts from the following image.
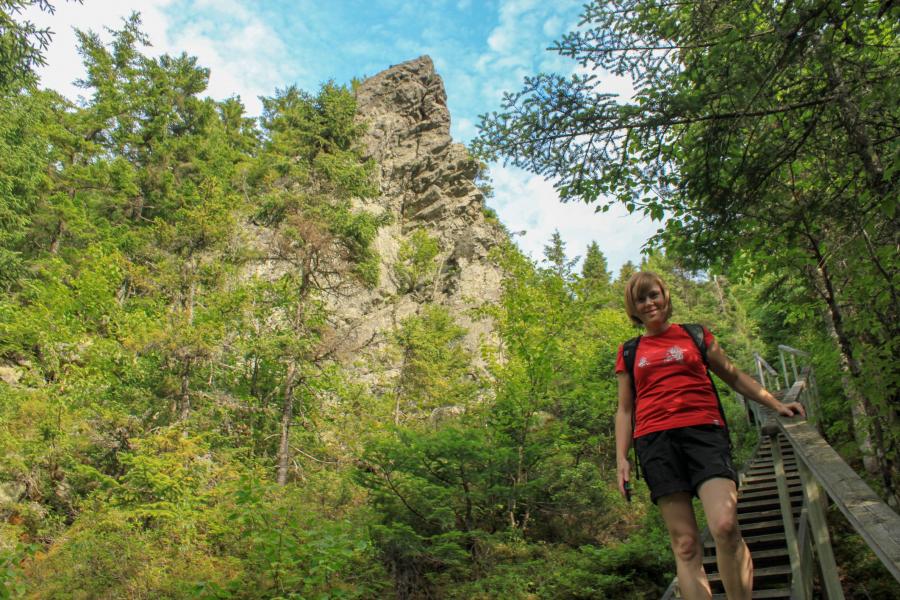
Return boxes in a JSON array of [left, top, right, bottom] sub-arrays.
[[635, 424, 738, 504]]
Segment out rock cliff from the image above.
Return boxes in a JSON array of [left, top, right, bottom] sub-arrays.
[[326, 55, 506, 369]]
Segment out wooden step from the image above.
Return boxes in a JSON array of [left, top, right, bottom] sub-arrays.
[[741, 472, 801, 485], [756, 445, 794, 455], [712, 588, 791, 599], [738, 484, 802, 502], [738, 494, 802, 512], [739, 507, 800, 525], [707, 532, 787, 552], [745, 462, 798, 474], [745, 459, 798, 470], [740, 483, 800, 496], [704, 547, 790, 569], [709, 564, 791, 587], [737, 519, 787, 536]]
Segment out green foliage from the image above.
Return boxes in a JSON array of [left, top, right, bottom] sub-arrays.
[[253, 83, 384, 291], [541, 230, 577, 279], [0, 12, 397, 597], [389, 305, 478, 422], [446, 521, 672, 600], [357, 240, 680, 596], [203, 476, 388, 599], [394, 229, 441, 294], [0, 541, 37, 599], [577, 241, 613, 307]]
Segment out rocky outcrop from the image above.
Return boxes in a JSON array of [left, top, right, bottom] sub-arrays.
[[324, 56, 506, 369]]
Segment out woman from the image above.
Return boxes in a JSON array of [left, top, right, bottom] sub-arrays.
[[615, 271, 804, 600]]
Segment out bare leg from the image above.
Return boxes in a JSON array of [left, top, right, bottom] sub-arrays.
[[698, 478, 753, 600], [658, 492, 711, 600]]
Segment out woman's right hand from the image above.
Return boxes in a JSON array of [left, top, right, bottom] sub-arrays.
[[617, 459, 631, 499]]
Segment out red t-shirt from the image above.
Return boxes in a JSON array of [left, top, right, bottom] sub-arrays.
[[615, 324, 721, 438]]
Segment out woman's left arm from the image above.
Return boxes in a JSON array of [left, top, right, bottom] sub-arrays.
[[707, 339, 806, 418]]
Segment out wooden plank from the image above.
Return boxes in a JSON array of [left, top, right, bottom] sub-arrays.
[[708, 564, 791, 583], [772, 437, 805, 600], [798, 461, 844, 599], [712, 590, 790, 599], [704, 547, 789, 565], [772, 414, 900, 583]]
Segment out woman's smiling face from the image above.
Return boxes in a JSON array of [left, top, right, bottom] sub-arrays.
[[635, 284, 668, 327]]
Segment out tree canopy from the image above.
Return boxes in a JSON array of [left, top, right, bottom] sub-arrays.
[[477, 0, 899, 504]]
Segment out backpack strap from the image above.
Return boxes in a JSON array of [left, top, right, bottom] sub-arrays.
[[680, 323, 730, 441], [622, 335, 641, 400], [622, 335, 641, 479], [681, 323, 708, 364]]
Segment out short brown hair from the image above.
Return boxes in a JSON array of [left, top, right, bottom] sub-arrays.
[[624, 271, 672, 326]]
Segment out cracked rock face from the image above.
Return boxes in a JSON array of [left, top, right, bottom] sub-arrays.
[[325, 56, 506, 374]]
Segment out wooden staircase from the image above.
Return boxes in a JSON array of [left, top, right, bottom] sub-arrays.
[[661, 360, 900, 599], [703, 434, 802, 599]]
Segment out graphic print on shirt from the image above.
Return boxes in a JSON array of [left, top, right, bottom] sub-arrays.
[[664, 345, 685, 363], [636, 345, 687, 369]]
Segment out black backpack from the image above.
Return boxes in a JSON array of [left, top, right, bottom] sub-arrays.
[[622, 323, 729, 479]]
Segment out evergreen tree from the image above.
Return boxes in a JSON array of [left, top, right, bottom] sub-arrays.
[[542, 230, 576, 279], [578, 241, 612, 306]]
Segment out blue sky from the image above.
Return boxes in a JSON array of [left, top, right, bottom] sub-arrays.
[[27, 0, 658, 273]]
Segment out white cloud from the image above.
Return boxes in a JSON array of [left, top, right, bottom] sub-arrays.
[[452, 117, 476, 142], [542, 15, 563, 37], [164, 12, 292, 115], [473, 2, 650, 273], [24, 0, 172, 102], [25, 0, 289, 116], [476, 0, 580, 82], [488, 164, 658, 273], [573, 63, 636, 102]]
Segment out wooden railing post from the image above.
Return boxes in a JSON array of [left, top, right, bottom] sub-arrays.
[[808, 369, 823, 433], [798, 460, 845, 599], [798, 507, 815, 600], [765, 427, 806, 600], [755, 353, 767, 391], [780, 349, 790, 388]]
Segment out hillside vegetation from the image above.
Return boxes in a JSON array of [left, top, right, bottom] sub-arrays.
[[1, 3, 897, 599]]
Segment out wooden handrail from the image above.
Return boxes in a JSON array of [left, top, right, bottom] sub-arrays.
[[765, 378, 900, 584], [754, 352, 779, 376], [777, 344, 809, 357], [754, 352, 781, 393]]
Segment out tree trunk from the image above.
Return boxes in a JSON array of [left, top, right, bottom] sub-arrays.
[[176, 275, 197, 422], [809, 248, 878, 474], [276, 362, 298, 486], [183, 263, 196, 323], [48, 219, 64, 255], [712, 275, 728, 314], [177, 359, 192, 422]]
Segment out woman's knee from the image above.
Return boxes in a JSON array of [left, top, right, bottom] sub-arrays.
[[708, 513, 741, 547], [670, 530, 703, 563]]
